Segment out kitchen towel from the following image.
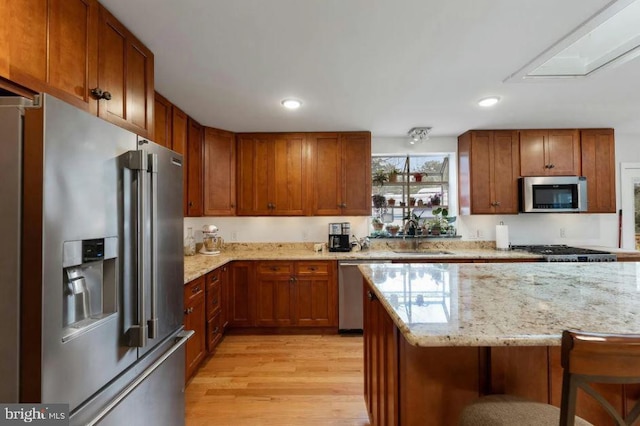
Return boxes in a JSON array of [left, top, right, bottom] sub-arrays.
[[496, 223, 509, 250]]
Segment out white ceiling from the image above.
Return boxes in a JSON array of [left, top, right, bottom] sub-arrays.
[[100, 0, 640, 138]]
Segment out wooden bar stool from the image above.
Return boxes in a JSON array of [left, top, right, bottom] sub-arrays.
[[459, 330, 640, 426]]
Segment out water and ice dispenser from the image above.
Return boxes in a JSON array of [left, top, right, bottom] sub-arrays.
[[62, 237, 118, 341]]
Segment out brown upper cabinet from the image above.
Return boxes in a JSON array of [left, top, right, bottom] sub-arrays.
[[204, 128, 237, 216], [153, 92, 172, 148], [186, 118, 204, 217], [236, 133, 309, 216], [310, 132, 372, 215], [2, 0, 99, 114], [459, 128, 616, 215], [581, 129, 616, 213], [1, 1, 154, 136], [458, 130, 520, 215], [97, 4, 154, 138], [519, 129, 580, 176], [171, 106, 189, 216]]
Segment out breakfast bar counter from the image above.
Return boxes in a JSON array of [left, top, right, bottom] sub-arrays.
[[359, 262, 640, 347], [357, 262, 640, 426]]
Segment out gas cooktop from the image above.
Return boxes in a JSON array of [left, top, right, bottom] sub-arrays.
[[511, 245, 617, 262]]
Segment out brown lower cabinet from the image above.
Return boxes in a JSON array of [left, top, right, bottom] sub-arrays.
[[185, 260, 338, 379], [205, 268, 223, 352], [183, 276, 205, 382], [363, 278, 640, 426], [228, 261, 254, 328], [255, 261, 337, 327]]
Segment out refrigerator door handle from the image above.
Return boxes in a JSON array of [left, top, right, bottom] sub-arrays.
[[84, 330, 194, 426], [123, 150, 148, 348], [147, 152, 159, 339]]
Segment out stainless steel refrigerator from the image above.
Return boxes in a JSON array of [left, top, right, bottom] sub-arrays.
[[0, 93, 191, 425]]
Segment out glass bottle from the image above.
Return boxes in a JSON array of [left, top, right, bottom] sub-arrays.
[[184, 227, 196, 256]]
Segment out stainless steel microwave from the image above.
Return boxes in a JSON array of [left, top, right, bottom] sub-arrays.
[[519, 176, 587, 213]]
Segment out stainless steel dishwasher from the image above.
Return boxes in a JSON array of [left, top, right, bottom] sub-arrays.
[[338, 260, 391, 333]]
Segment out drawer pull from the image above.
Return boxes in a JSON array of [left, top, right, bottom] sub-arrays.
[[212, 297, 219, 305], [308, 267, 317, 271], [213, 326, 219, 334], [367, 291, 376, 301], [192, 285, 201, 294], [270, 266, 279, 271], [184, 307, 193, 315]]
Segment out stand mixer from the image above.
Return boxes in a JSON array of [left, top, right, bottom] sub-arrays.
[[200, 225, 222, 255]]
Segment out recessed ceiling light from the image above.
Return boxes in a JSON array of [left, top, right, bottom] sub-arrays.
[[478, 96, 500, 107], [281, 99, 302, 109]]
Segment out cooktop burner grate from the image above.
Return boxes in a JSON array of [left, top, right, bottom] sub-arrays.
[[511, 245, 617, 262]]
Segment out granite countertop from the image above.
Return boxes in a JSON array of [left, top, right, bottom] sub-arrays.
[[183, 241, 542, 283], [359, 262, 640, 348]]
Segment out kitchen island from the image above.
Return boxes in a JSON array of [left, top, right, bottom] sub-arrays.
[[359, 262, 640, 426]]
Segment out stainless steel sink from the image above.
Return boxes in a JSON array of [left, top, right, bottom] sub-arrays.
[[392, 249, 453, 255]]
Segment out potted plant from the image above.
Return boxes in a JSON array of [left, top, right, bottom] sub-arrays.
[[409, 197, 416, 206], [388, 167, 401, 183], [430, 193, 441, 206], [372, 170, 388, 187], [413, 172, 423, 182], [426, 207, 456, 236], [385, 224, 400, 236], [371, 217, 384, 231], [372, 194, 386, 209], [387, 197, 396, 206]]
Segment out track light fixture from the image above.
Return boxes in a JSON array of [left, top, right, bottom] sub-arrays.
[[408, 127, 432, 144]]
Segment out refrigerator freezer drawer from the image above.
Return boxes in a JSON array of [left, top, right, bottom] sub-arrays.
[[70, 330, 192, 426]]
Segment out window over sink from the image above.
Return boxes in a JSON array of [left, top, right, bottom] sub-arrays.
[[371, 155, 453, 237]]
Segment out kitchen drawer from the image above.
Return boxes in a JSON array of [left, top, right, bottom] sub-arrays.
[[184, 276, 205, 305], [207, 310, 223, 353], [256, 261, 294, 276], [296, 261, 331, 276], [207, 268, 222, 286], [206, 280, 221, 320]]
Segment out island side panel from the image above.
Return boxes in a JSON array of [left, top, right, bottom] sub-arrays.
[[490, 346, 550, 403], [398, 335, 481, 426]]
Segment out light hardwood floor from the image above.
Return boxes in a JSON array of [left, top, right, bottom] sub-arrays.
[[185, 334, 370, 426]]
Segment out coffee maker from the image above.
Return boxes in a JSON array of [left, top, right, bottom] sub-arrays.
[[328, 222, 351, 252]]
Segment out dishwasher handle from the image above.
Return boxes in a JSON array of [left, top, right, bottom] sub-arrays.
[[339, 260, 392, 266]]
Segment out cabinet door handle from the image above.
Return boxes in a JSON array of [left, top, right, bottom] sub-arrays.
[[549, 164, 555, 169], [367, 290, 376, 301], [495, 201, 501, 207], [90, 87, 112, 101], [91, 87, 103, 99], [213, 326, 219, 334], [212, 297, 218, 305]]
